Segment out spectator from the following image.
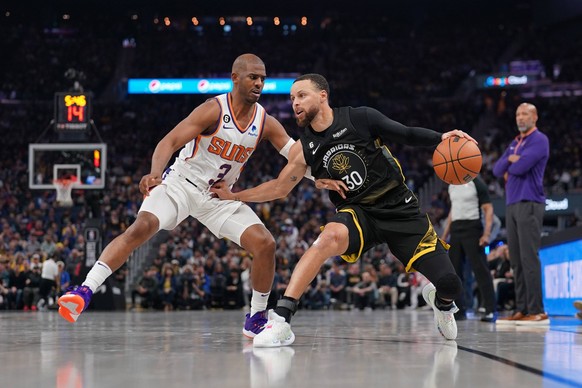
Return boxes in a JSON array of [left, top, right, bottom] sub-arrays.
[[303, 268, 329, 310], [327, 261, 348, 309], [224, 268, 245, 309], [345, 264, 362, 309], [487, 244, 515, 311], [159, 263, 178, 311], [130, 267, 159, 310], [352, 272, 378, 310], [57, 261, 71, 297], [23, 263, 42, 311], [377, 263, 398, 309]]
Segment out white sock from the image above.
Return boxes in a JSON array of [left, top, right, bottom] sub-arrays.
[[82, 261, 113, 292], [250, 289, 270, 316]]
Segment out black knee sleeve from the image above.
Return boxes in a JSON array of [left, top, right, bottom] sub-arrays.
[[413, 244, 462, 300], [435, 273, 462, 300]]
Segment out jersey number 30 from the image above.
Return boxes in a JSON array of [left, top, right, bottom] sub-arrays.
[[341, 171, 364, 190]]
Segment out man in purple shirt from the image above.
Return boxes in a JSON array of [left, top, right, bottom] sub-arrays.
[[493, 102, 549, 326]]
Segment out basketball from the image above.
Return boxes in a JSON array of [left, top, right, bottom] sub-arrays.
[[432, 136, 482, 185]]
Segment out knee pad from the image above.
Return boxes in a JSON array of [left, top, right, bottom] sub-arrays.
[[435, 273, 462, 300]]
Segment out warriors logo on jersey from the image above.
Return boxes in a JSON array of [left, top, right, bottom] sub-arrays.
[[301, 107, 405, 207], [324, 145, 369, 192]]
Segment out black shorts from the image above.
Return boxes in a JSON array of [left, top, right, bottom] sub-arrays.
[[330, 185, 447, 271]]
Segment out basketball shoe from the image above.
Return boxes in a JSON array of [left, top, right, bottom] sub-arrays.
[[253, 310, 295, 348], [422, 283, 459, 340], [243, 310, 268, 338], [58, 285, 93, 323]]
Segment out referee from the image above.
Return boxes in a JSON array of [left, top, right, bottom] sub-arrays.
[[441, 176, 497, 322]]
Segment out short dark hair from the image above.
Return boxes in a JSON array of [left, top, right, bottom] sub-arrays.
[[294, 73, 330, 96]]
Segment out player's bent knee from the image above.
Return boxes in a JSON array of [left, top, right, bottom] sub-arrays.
[[247, 230, 276, 258], [124, 215, 159, 243], [315, 229, 348, 254], [259, 234, 276, 256], [435, 273, 462, 300]]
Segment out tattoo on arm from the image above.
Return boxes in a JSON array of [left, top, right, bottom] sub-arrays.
[[290, 176, 298, 182]]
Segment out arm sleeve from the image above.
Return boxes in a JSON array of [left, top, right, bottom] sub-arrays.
[[351, 107, 442, 146]]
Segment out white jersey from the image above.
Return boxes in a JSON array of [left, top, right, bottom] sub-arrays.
[[171, 93, 266, 190]]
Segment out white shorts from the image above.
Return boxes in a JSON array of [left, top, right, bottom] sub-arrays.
[[139, 171, 263, 246]]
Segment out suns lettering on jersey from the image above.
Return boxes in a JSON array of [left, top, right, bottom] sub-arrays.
[[207, 136, 254, 163]]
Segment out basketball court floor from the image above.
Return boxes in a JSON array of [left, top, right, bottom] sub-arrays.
[[1, 309, 581, 388]]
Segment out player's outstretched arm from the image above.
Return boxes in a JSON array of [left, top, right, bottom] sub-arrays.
[[211, 141, 341, 202], [210, 141, 306, 202]]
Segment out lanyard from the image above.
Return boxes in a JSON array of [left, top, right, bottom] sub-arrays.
[[512, 128, 537, 155]]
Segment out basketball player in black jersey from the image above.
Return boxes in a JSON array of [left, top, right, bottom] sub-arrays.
[[211, 73, 477, 346]]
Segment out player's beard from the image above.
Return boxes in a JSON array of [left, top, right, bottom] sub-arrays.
[[296, 106, 318, 128]]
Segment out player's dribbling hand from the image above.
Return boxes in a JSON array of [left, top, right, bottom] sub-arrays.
[[314, 178, 348, 199], [441, 129, 478, 144], [209, 181, 234, 200], [139, 174, 162, 196]]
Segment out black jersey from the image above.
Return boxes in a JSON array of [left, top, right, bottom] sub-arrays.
[[300, 106, 441, 208]]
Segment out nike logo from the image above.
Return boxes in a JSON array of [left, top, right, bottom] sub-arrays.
[[224, 125, 235, 129], [260, 294, 269, 297], [405, 196, 413, 203], [312, 145, 320, 155]]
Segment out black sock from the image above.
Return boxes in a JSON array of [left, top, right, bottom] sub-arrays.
[[274, 296, 298, 323], [435, 294, 454, 311]]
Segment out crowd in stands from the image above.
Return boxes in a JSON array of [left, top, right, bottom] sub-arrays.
[[1, 5, 581, 312]]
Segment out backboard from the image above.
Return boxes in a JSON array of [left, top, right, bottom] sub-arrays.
[[29, 143, 107, 189]]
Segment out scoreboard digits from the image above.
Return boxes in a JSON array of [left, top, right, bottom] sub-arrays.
[[54, 92, 91, 130]]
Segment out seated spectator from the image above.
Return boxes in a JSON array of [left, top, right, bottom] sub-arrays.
[[130, 267, 159, 310], [57, 261, 70, 297], [224, 268, 244, 310], [394, 263, 412, 309], [302, 268, 330, 310], [23, 264, 42, 311], [159, 264, 178, 311], [273, 266, 290, 300], [345, 264, 362, 309], [488, 244, 515, 311], [377, 263, 398, 309], [10, 263, 28, 310], [327, 261, 348, 309], [209, 262, 227, 308], [176, 265, 205, 310], [352, 272, 378, 310]]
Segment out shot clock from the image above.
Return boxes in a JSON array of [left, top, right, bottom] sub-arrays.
[[54, 92, 91, 130]]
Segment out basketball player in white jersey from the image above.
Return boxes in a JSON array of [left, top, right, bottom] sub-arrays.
[[57, 54, 312, 337]]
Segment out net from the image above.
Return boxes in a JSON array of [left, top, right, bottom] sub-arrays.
[[54, 179, 76, 207]]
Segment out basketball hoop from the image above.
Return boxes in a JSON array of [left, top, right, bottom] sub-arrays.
[[53, 178, 76, 207]]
